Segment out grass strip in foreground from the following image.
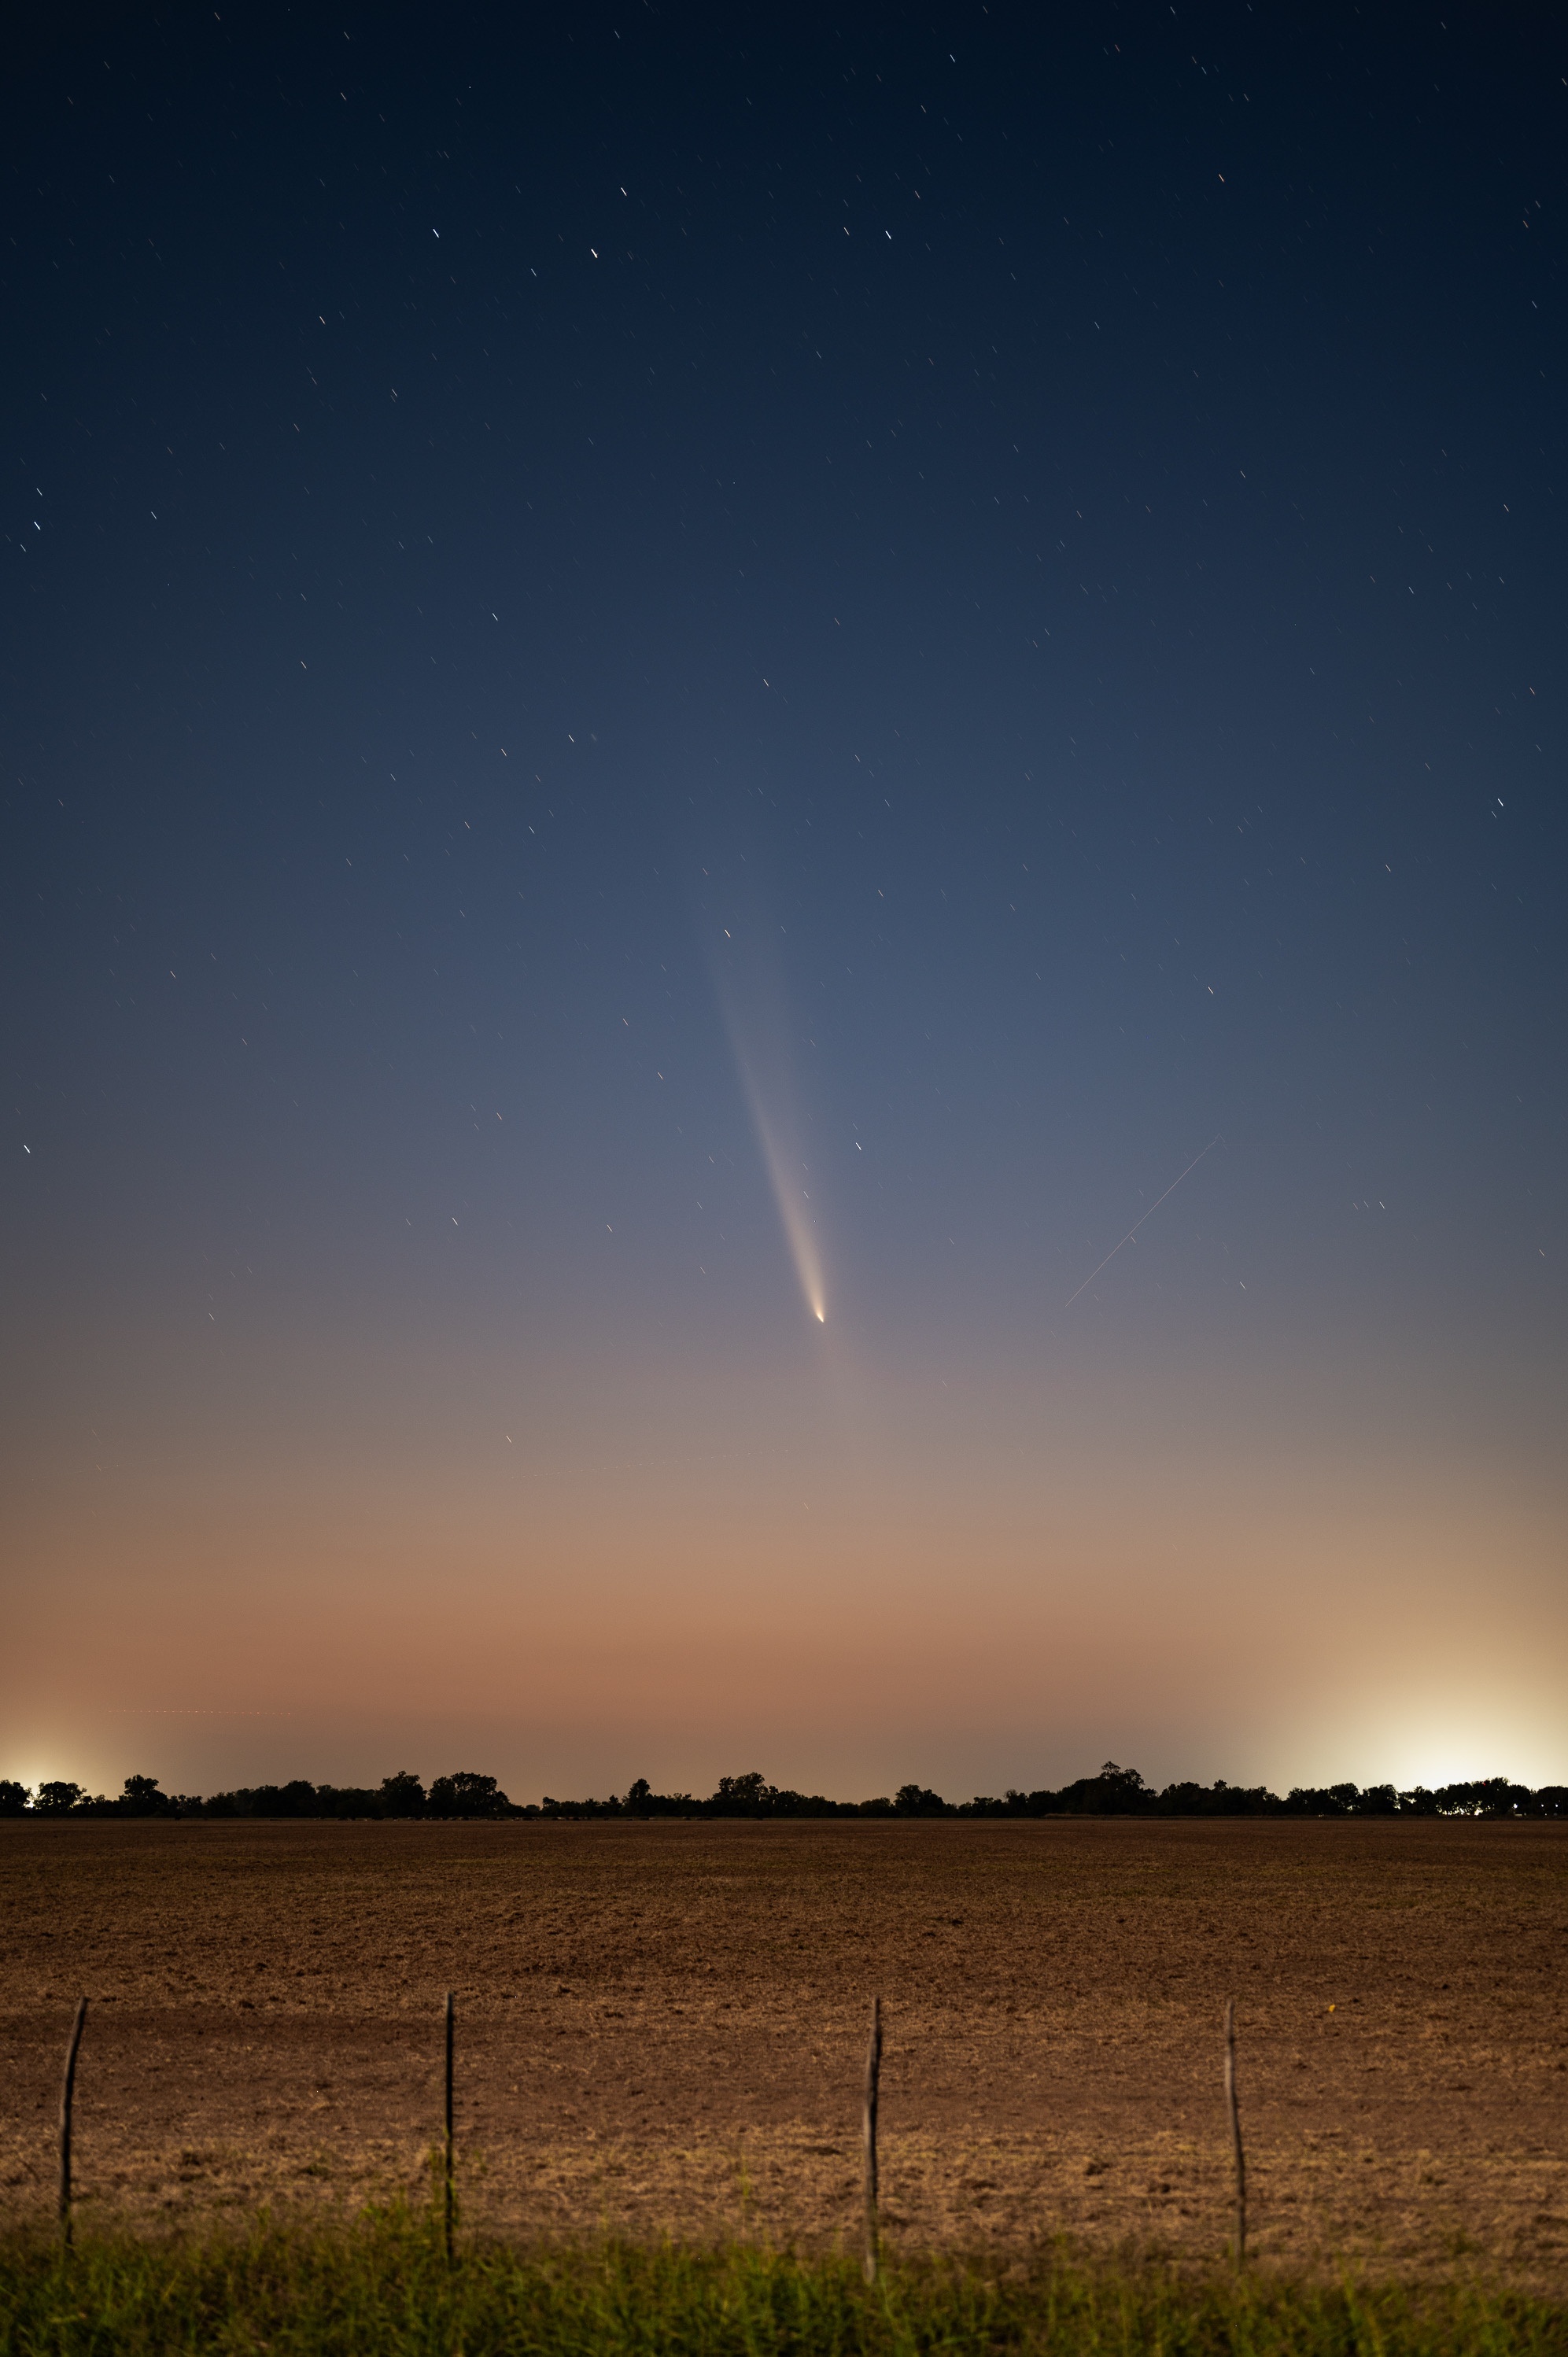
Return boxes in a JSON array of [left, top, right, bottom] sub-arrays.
[[1, 2211, 1563, 2356]]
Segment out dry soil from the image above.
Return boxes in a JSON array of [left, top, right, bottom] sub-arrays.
[[1, 1818, 1564, 2279]]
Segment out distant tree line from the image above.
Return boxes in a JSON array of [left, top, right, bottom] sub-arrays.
[[536, 1762, 1568, 1821], [0, 1770, 513, 1820], [2, 1761, 1564, 1822]]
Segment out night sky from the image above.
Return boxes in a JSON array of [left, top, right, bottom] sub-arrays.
[[6, 3, 1564, 1803]]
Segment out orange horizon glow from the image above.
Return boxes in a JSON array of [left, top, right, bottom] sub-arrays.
[[7, 1308, 1564, 1805]]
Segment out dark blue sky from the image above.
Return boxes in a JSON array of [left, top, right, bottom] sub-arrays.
[[4, 3, 1564, 1800]]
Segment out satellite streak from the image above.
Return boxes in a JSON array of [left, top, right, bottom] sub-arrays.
[[1065, 1137, 1219, 1307]]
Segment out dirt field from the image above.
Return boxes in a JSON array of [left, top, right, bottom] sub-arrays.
[[2, 1819, 1564, 2279]]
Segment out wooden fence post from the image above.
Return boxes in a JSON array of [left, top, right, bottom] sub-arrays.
[[1223, 1994, 1246, 2265], [443, 1990, 455, 2264], [862, 1993, 882, 2286], [58, 1997, 88, 2248]]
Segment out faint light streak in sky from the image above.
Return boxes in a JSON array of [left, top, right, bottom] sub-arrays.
[[1066, 1137, 1220, 1308]]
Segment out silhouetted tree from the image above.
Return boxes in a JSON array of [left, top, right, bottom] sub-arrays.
[[0, 1780, 30, 1816], [267, 1780, 318, 1817], [120, 1774, 173, 1817], [1435, 1776, 1536, 1818], [312, 1785, 384, 1817], [1284, 1785, 1353, 1816], [894, 1783, 952, 1817], [713, 1771, 772, 1815], [32, 1780, 85, 1814], [1048, 1762, 1152, 1816], [378, 1770, 426, 1817], [427, 1770, 511, 1819]]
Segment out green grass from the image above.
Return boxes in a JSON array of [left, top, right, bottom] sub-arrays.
[[0, 2210, 1562, 2357]]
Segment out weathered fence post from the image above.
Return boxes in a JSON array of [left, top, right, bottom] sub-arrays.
[[862, 1993, 882, 2286], [443, 1989, 455, 2264], [1223, 1994, 1246, 2264], [58, 1997, 88, 2248]]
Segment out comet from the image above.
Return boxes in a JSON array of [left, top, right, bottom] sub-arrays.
[[1065, 1136, 1219, 1307], [711, 900, 827, 1326], [732, 1053, 827, 1323]]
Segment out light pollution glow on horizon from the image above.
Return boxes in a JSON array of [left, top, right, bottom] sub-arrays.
[[5, 1294, 1565, 1802]]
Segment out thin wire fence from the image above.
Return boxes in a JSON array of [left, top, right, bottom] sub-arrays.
[[48, 1985, 1261, 2264]]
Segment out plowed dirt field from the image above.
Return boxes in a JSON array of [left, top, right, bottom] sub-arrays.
[[2, 1819, 1564, 2279]]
